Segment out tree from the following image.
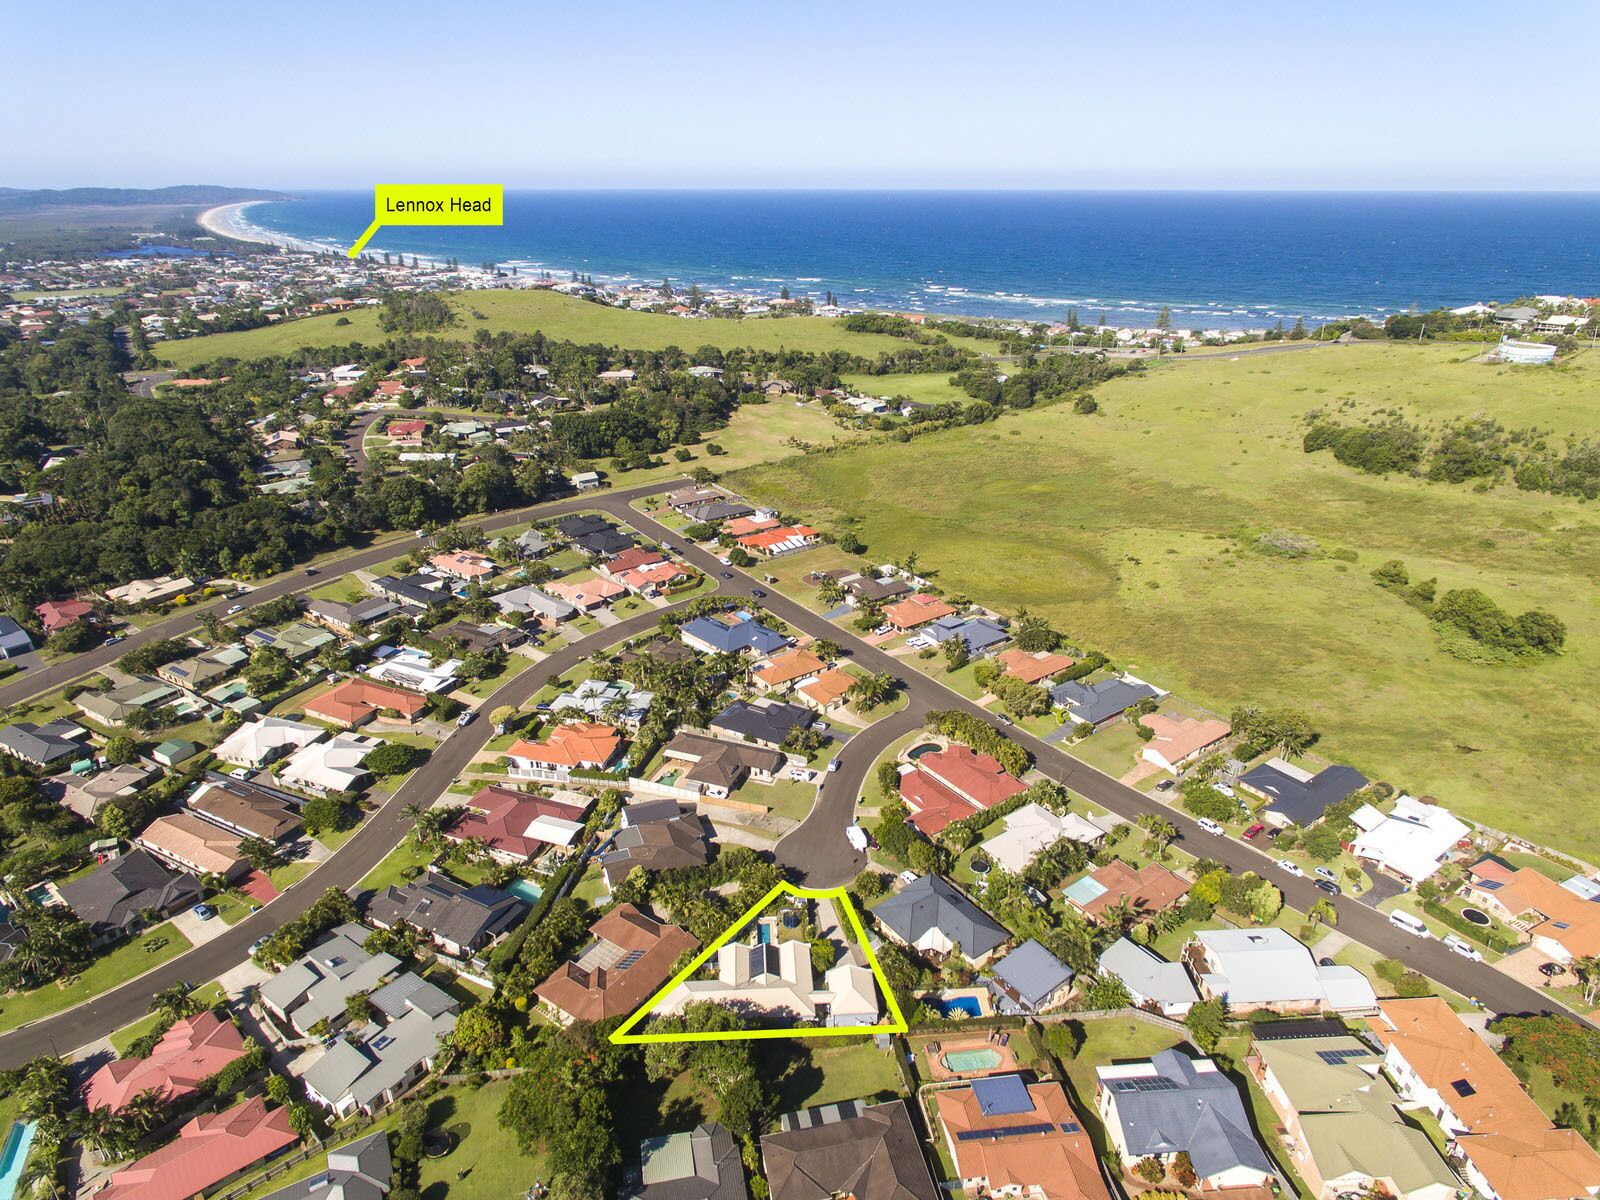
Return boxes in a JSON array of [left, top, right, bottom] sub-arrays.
[[344, 992, 375, 1026], [364, 741, 426, 776], [847, 671, 898, 712], [1309, 898, 1339, 928], [452, 1005, 507, 1062], [1247, 879, 1283, 924], [103, 735, 138, 766], [1185, 997, 1227, 1053], [243, 647, 295, 695], [148, 982, 203, 1023], [238, 835, 280, 871], [300, 794, 348, 836]]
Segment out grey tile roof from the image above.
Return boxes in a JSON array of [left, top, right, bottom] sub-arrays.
[[58, 848, 202, 938], [709, 700, 814, 745], [1097, 938, 1198, 1009], [1100, 1049, 1274, 1181], [626, 1122, 748, 1200], [1048, 677, 1159, 724], [872, 875, 1007, 959], [0, 719, 85, 765], [259, 1131, 391, 1200], [991, 939, 1074, 1010], [367, 972, 458, 1021], [365, 874, 525, 954], [1242, 762, 1368, 826], [763, 1100, 938, 1200]]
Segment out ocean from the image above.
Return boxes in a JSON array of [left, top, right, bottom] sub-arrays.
[[241, 190, 1600, 329]]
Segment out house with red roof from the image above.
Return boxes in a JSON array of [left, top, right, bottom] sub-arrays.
[[428, 551, 496, 581], [898, 744, 1027, 835], [724, 516, 779, 538], [35, 598, 94, 633], [373, 379, 407, 399], [545, 576, 627, 610], [612, 560, 692, 595], [597, 547, 668, 578], [447, 784, 594, 861], [386, 418, 428, 447], [1066, 860, 1190, 922], [304, 679, 428, 728], [84, 1010, 248, 1113], [883, 593, 957, 632], [735, 525, 818, 556], [507, 722, 623, 783], [94, 1097, 297, 1200], [534, 903, 697, 1025], [996, 647, 1076, 685], [1137, 713, 1231, 774]]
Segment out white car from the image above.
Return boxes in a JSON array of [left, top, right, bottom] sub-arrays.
[[229, 767, 252, 781], [225, 604, 244, 615], [1276, 859, 1304, 878], [1215, 782, 1235, 798], [1196, 817, 1224, 836], [718, 555, 732, 566], [905, 635, 934, 650], [1442, 935, 1484, 962]]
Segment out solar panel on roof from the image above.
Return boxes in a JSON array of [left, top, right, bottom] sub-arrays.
[[955, 1123, 1056, 1142], [1451, 1079, 1477, 1098], [1314, 1048, 1371, 1066], [1111, 1074, 1181, 1093], [971, 1074, 1035, 1117], [616, 949, 645, 970], [1059, 1122, 1081, 1134]]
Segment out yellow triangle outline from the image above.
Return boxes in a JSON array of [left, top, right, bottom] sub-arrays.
[[608, 881, 909, 1044]]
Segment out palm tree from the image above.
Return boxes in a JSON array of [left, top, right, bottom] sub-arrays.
[[1138, 814, 1176, 857], [1309, 898, 1339, 928], [1102, 895, 1140, 937], [148, 982, 202, 1022], [847, 671, 897, 712], [1573, 955, 1600, 1007]]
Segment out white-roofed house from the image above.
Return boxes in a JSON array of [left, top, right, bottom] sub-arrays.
[[214, 717, 325, 769], [1187, 927, 1376, 1015], [1349, 796, 1469, 884], [1098, 937, 1199, 1017], [980, 803, 1106, 875]]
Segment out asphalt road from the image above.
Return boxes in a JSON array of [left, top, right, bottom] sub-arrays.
[[615, 498, 1574, 1023], [0, 478, 677, 710], [0, 586, 708, 1067]]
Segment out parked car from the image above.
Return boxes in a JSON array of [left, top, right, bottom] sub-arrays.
[[1196, 817, 1224, 836], [103, 634, 125, 645], [229, 767, 252, 781], [1314, 879, 1341, 895], [1276, 859, 1304, 878], [1540, 961, 1567, 977], [1442, 935, 1484, 962], [827, 758, 841, 773], [414, 529, 427, 539], [226, 604, 244, 615], [1314, 866, 1338, 882], [1389, 910, 1430, 938], [720, 571, 733, 579], [456, 711, 475, 727], [996, 714, 1014, 726], [750, 588, 766, 598], [1215, 782, 1235, 798], [1242, 822, 1265, 840], [249, 936, 270, 956], [191, 903, 216, 921], [1155, 779, 1174, 792]]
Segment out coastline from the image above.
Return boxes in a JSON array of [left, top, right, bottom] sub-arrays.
[[197, 201, 328, 253]]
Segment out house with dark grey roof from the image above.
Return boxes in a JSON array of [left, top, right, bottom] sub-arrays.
[[367, 574, 449, 612], [925, 616, 1009, 655], [761, 1099, 938, 1200], [1241, 758, 1368, 828], [872, 874, 1008, 965], [305, 596, 399, 634], [0, 616, 33, 659], [661, 733, 786, 799], [555, 514, 635, 557], [364, 871, 526, 959], [990, 939, 1074, 1013], [681, 500, 754, 524], [1096, 1049, 1276, 1190], [708, 699, 815, 749], [258, 1131, 390, 1200], [625, 1122, 748, 1200], [513, 529, 551, 558], [681, 615, 788, 657], [302, 999, 458, 1119], [259, 924, 402, 1037], [0, 718, 90, 767], [1049, 677, 1160, 726], [58, 848, 203, 943], [599, 803, 712, 888]]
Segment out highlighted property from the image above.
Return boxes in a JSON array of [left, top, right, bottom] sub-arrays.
[[609, 882, 908, 1045], [346, 184, 503, 257]]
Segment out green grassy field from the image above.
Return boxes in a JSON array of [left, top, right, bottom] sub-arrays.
[[0, 921, 194, 1034], [732, 342, 1600, 859], [153, 289, 976, 368]]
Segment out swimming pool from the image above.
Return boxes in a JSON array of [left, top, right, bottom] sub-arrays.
[[935, 995, 983, 1018], [0, 1121, 37, 1200], [906, 742, 940, 760], [504, 878, 543, 904], [941, 1048, 1002, 1072], [757, 922, 773, 944]]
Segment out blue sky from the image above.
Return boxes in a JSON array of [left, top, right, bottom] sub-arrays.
[[11, 1, 1599, 190]]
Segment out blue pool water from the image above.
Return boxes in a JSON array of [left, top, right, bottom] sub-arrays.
[[504, 878, 543, 904], [936, 996, 983, 1019], [0, 1121, 38, 1200], [757, 923, 773, 944]]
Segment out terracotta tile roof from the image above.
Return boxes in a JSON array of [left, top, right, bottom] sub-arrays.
[[534, 903, 697, 1023], [429, 551, 495, 579], [1370, 998, 1600, 1200], [305, 679, 428, 726], [996, 648, 1077, 684], [754, 647, 826, 687], [737, 525, 818, 551], [137, 812, 245, 876], [939, 1079, 1109, 1200], [1076, 860, 1191, 920], [725, 516, 779, 537], [1466, 858, 1600, 958], [917, 745, 1027, 810], [883, 593, 956, 629], [84, 1011, 248, 1112], [447, 785, 594, 860], [96, 1097, 298, 1200], [797, 667, 855, 708], [603, 547, 667, 574], [1138, 713, 1231, 766], [507, 722, 622, 770]]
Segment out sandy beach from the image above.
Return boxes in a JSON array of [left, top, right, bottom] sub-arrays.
[[198, 201, 327, 252]]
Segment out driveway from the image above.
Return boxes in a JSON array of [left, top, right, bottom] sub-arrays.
[[1358, 872, 1406, 908], [170, 907, 231, 947]]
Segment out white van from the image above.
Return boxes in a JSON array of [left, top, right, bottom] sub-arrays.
[[1389, 910, 1430, 938], [1196, 818, 1225, 836]]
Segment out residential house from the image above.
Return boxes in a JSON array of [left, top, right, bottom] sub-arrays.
[[1461, 857, 1600, 964], [1187, 928, 1377, 1014], [598, 546, 669, 580], [0, 616, 33, 658], [761, 1099, 938, 1200], [681, 499, 755, 525], [304, 596, 399, 635], [188, 777, 302, 842], [136, 811, 249, 881], [305, 679, 428, 728], [105, 575, 195, 607], [278, 732, 380, 795], [1348, 796, 1469, 884], [896, 744, 1027, 836], [302, 982, 459, 1118], [535, 903, 697, 1025], [838, 572, 912, 606], [1370, 997, 1600, 1200], [58, 848, 203, 943], [1248, 1025, 1456, 1200], [368, 574, 451, 612], [1493, 306, 1538, 328], [873, 874, 1008, 965], [258, 924, 401, 1038], [924, 615, 1009, 656], [256, 1131, 390, 1200], [435, 619, 526, 654], [75, 677, 178, 726], [996, 648, 1077, 684], [35, 597, 94, 633], [0, 718, 90, 767], [492, 583, 577, 624], [44, 761, 155, 821], [626, 1122, 747, 1200], [990, 939, 1075, 1013], [246, 621, 335, 661], [938, 1075, 1110, 1200], [1096, 1050, 1275, 1191], [551, 679, 654, 728], [153, 738, 200, 767], [85, 1010, 249, 1112], [1049, 677, 1160, 727], [447, 785, 593, 862], [598, 802, 712, 888], [708, 699, 816, 749], [557, 514, 633, 556], [752, 647, 827, 692], [1064, 860, 1190, 923], [882, 593, 956, 632], [545, 575, 627, 611], [428, 550, 496, 582], [1138, 714, 1231, 774], [506, 721, 624, 783], [795, 667, 854, 713], [214, 717, 325, 769], [735, 524, 818, 557], [660, 732, 786, 798], [981, 803, 1106, 874], [660, 930, 879, 1028], [156, 645, 247, 693], [1240, 759, 1368, 829], [366, 872, 526, 959], [680, 613, 789, 657], [93, 1097, 298, 1200], [363, 645, 460, 693], [513, 529, 551, 558], [1097, 938, 1199, 1017], [665, 486, 726, 511]]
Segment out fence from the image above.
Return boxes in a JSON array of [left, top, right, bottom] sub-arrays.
[[1040, 1006, 1190, 1036]]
